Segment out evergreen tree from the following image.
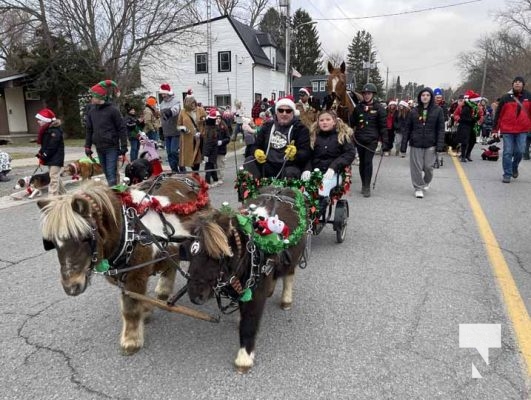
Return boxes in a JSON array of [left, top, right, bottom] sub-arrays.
[[346, 30, 385, 96], [395, 76, 402, 99], [259, 7, 285, 54], [290, 9, 322, 75]]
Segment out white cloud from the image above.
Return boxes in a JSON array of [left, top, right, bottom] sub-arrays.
[[290, 0, 502, 89]]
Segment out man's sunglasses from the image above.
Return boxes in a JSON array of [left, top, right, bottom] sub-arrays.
[[277, 108, 293, 114]]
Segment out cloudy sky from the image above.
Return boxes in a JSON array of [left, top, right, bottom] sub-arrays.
[[289, 0, 503, 89]]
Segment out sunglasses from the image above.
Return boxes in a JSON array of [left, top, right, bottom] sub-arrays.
[[277, 108, 293, 114]]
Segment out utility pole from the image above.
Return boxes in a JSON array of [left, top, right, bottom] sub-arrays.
[[385, 67, 389, 99], [480, 45, 488, 98], [366, 40, 371, 84], [280, 0, 291, 95]]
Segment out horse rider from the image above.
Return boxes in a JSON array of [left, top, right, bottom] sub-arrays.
[[245, 96, 310, 179], [349, 82, 388, 198], [296, 88, 319, 129]]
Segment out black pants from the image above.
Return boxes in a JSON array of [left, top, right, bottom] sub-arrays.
[[205, 160, 218, 183], [356, 142, 378, 188], [244, 157, 301, 179], [461, 130, 476, 159]]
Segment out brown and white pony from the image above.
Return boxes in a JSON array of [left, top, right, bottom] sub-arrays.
[[37, 175, 209, 354], [324, 61, 360, 122], [183, 186, 308, 373]]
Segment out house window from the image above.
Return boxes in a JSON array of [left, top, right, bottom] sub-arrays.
[[195, 53, 207, 74], [215, 94, 231, 108], [270, 93, 276, 101], [218, 51, 231, 72], [312, 82, 319, 92], [319, 81, 326, 92], [278, 91, 285, 98]]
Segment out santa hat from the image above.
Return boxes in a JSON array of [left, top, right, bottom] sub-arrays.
[[398, 100, 409, 109], [159, 83, 174, 96], [207, 108, 220, 119], [35, 108, 56, 123], [464, 90, 482, 102], [89, 80, 120, 101], [275, 96, 296, 112], [388, 100, 398, 106], [433, 88, 443, 97], [299, 88, 310, 96]]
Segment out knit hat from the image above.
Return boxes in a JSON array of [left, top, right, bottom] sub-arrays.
[[207, 108, 220, 119], [433, 88, 443, 97], [159, 83, 173, 95], [388, 100, 398, 106], [398, 100, 409, 109], [146, 96, 157, 107], [89, 80, 120, 101], [512, 76, 525, 86], [464, 90, 481, 102], [299, 88, 310, 96], [35, 108, 56, 123], [275, 96, 296, 112]]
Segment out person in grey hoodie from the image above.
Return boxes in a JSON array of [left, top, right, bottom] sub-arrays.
[[401, 87, 445, 198], [159, 83, 182, 172]]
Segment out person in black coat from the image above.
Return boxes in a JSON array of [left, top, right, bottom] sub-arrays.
[[215, 116, 231, 184], [302, 110, 356, 198], [401, 87, 445, 198], [349, 82, 388, 197], [455, 90, 483, 162], [202, 109, 221, 186], [35, 108, 65, 196]]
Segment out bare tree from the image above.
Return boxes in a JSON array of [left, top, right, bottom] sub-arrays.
[[324, 51, 346, 70], [248, 0, 270, 28], [214, 0, 241, 16], [496, 0, 531, 37]]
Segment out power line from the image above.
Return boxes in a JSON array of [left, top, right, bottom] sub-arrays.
[[313, 0, 482, 21]]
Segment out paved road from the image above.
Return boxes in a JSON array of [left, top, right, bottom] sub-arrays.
[[0, 146, 529, 399]]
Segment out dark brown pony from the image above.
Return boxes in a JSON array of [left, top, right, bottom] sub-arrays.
[[37, 175, 209, 354], [324, 61, 360, 122], [184, 186, 308, 373]]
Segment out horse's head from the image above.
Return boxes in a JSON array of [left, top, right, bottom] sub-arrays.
[[37, 183, 119, 296], [185, 210, 239, 305], [326, 61, 347, 101]]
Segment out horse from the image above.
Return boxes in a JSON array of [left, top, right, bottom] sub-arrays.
[[183, 185, 308, 373], [37, 174, 209, 355], [324, 61, 360, 122]]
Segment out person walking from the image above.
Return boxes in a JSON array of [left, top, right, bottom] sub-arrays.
[[124, 104, 144, 161], [84, 80, 127, 186], [401, 87, 445, 198], [143, 96, 161, 145], [35, 108, 66, 196], [493, 76, 531, 183], [202, 109, 221, 187], [454, 90, 483, 162], [349, 82, 388, 197], [393, 100, 410, 156], [176, 95, 205, 172], [159, 83, 182, 172], [215, 113, 231, 185]]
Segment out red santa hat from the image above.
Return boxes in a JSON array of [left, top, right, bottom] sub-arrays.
[[464, 90, 481, 102], [207, 108, 220, 119], [159, 83, 174, 96], [299, 88, 311, 97], [35, 108, 56, 123], [398, 100, 409, 109], [275, 96, 296, 112], [89, 80, 120, 100]]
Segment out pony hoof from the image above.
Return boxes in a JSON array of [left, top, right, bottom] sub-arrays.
[[234, 348, 254, 373], [156, 294, 169, 301], [121, 345, 141, 356], [280, 302, 292, 310], [236, 366, 252, 374]]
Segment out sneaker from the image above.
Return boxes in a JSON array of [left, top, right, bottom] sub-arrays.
[[502, 176, 511, 183], [424, 183, 430, 191], [210, 181, 221, 188], [217, 180, 224, 185], [361, 186, 371, 197], [0, 173, 10, 182], [415, 190, 424, 198], [512, 170, 519, 179]]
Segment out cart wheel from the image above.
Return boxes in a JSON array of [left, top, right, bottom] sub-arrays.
[[333, 200, 349, 243]]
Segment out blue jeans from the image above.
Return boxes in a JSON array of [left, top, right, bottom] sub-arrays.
[[165, 135, 180, 172], [147, 130, 159, 142], [97, 147, 119, 186], [129, 137, 140, 161], [502, 133, 527, 178]]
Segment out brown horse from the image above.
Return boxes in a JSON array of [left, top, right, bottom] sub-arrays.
[[37, 175, 209, 354], [184, 186, 308, 373], [324, 61, 360, 122]]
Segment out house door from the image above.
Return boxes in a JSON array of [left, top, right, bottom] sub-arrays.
[[5, 87, 28, 133]]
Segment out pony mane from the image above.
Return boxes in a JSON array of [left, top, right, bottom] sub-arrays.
[[40, 181, 118, 242], [200, 219, 233, 259]]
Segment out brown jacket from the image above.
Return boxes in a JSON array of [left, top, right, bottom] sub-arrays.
[[177, 107, 206, 167]]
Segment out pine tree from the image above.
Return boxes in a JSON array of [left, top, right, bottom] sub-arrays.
[[259, 8, 285, 54], [290, 9, 322, 75], [346, 30, 385, 96]]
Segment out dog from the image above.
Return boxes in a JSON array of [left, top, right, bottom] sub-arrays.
[[481, 145, 500, 161], [14, 172, 51, 199], [61, 158, 103, 180], [124, 155, 153, 185]]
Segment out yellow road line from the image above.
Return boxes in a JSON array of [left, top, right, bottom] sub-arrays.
[[452, 157, 531, 377]]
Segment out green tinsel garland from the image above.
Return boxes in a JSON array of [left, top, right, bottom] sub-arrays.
[[465, 100, 482, 136]]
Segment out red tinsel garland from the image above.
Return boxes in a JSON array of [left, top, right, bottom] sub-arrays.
[[119, 175, 209, 215]]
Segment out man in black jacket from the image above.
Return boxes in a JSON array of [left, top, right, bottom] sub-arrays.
[[245, 96, 310, 179], [401, 87, 445, 198], [84, 80, 128, 186], [349, 83, 388, 197]]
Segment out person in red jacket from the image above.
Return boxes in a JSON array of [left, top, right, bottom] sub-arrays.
[[493, 76, 531, 183]]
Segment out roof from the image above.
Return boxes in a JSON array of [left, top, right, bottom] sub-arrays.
[[293, 72, 356, 87], [0, 72, 27, 83]]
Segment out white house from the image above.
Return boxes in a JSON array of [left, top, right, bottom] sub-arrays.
[[141, 16, 287, 111]]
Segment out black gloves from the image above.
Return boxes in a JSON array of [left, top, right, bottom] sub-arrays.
[[119, 147, 128, 156], [85, 147, 93, 157], [162, 108, 173, 120]]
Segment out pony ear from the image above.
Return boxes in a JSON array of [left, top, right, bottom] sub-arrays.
[[71, 196, 91, 217], [340, 61, 346, 73], [37, 199, 52, 210], [327, 61, 334, 74]]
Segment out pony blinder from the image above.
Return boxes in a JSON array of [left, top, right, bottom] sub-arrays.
[[43, 239, 55, 251]]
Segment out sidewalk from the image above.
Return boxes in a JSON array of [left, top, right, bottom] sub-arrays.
[[2, 146, 85, 168]]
